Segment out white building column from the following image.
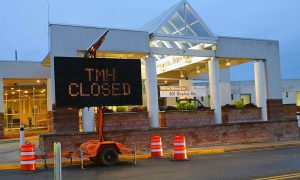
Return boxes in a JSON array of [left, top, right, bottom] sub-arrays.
[[47, 78, 52, 111], [219, 68, 232, 105], [0, 78, 3, 113], [254, 60, 268, 121], [208, 57, 222, 124], [145, 55, 159, 128], [82, 107, 95, 132]]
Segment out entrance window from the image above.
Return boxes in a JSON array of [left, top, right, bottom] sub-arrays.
[[3, 79, 48, 136], [240, 94, 251, 105], [296, 92, 300, 106]]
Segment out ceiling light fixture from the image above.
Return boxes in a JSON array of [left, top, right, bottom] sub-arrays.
[[196, 65, 200, 73], [180, 71, 184, 78], [164, 80, 168, 84], [226, 59, 231, 66]]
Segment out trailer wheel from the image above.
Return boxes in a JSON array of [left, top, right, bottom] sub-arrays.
[[96, 148, 119, 166]]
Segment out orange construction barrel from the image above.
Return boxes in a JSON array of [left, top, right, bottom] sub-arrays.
[[173, 135, 188, 160], [150, 135, 163, 158], [20, 142, 37, 171]]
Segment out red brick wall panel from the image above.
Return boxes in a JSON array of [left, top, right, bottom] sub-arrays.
[[39, 120, 299, 154], [103, 112, 149, 131], [267, 99, 284, 121], [223, 108, 262, 123], [163, 110, 215, 127], [52, 107, 79, 134]]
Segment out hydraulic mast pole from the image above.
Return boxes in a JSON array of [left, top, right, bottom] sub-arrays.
[[84, 29, 109, 142]]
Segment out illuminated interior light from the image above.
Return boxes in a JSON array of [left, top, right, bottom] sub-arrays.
[[196, 65, 200, 73], [24, 91, 28, 93], [36, 80, 40, 83], [11, 92, 15, 94], [17, 89, 21, 92], [164, 80, 168, 83], [11, 87, 14, 90], [180, 71, 184, 78], [226, 59, 231, 66]]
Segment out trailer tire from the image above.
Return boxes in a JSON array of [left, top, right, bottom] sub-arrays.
[[96, 148, 119, 166]]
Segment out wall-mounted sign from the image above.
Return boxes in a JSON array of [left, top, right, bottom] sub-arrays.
[[159, 86, 206, 98], [54, 57, 142, 107]]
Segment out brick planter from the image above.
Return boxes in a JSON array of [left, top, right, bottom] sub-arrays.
[[39, 120, 299, 154], [222, 108, 262, 123], [159, 110, 215, 128], [283, 104, 300, 120], [102, 112, 149, 131], [52, 107, 79, 133]]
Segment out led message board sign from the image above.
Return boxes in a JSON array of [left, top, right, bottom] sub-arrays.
[[54, 57, 142, 107]]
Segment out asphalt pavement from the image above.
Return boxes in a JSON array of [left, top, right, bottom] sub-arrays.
[[2, 146, 300, 179]]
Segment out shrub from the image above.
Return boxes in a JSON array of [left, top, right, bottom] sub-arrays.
[[165, 106, 177, 111], [197, 106, 210, 110], [244, 103, 257, 108], [176, 101, 196, 110], [131, 107, 144, 112], [233, 101, 244, 108], [176, 101, 189, 110], [116, 106, 127, 112], [186, 103, 196, 110], [222, 104, 236, 109], [102, 106, 114, 113]]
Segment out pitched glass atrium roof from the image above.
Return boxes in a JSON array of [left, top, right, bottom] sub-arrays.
[[142, 0, 215, 39]]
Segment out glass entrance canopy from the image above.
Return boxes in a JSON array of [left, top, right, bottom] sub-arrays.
[[142, 0, 217, 82]]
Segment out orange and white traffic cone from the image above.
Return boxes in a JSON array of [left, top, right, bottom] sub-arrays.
[[20, 142, 37, 171], [173, 135, 188, 161], [150, 135, 163, 158]]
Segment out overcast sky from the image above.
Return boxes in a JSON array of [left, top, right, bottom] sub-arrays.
[[0, 0, 299, 81]]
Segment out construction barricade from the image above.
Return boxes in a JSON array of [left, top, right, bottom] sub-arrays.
[[173, 135, 188, 161], [150, 135, 163, 158], [20, 142, 37, 171]]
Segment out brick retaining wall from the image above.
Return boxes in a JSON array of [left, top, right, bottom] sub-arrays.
[[222, 108, 262, 123], [39, 120, 299, 154], [162, 110, 215, 127], [102, 112, 149, 130], [283, 104, 300, 120], [53, 107, 79, 133], [267, 99, 284, 121]]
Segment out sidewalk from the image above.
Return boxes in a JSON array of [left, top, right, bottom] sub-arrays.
[[1, 137, 300, 171]]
